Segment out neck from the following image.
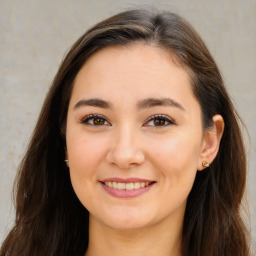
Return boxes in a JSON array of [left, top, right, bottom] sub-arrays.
[[85, 214, 183, 256]]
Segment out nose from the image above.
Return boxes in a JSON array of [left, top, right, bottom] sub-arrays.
[[106, 125, 145, 169]]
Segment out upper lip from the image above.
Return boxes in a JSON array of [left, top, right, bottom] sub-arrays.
[[100, 177, 155, 183]]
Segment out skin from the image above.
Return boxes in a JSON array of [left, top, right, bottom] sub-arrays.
[[66, 43, 224, 256]]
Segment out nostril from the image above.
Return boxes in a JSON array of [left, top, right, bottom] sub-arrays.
[[106, 147, 145, 168]]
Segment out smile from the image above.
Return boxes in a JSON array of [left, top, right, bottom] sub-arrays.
[[103, 181, 151, 190], [100, 179, 156, 198]]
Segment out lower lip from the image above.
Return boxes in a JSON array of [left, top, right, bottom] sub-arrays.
[[100, 182, 155, 198]]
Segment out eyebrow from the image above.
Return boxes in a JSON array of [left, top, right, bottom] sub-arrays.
[[73, 97, 185, 111], [73, 98, 112, 110], [137, 98, 186, 111]]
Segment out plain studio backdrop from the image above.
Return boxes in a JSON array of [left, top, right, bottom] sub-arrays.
[[0, 0, 255, 251]]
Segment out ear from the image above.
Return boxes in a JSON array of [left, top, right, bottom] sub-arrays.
[[197, 114, 224, 171]]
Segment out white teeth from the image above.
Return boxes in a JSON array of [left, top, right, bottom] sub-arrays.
[[134, 182, 140, 189], [113, 182, 118, 189], [125, 183, 134, 190], [117, 183, 126, 190], [140, 182, 146, 188], [106, 181, 112, 188], [104, 181, 151, 190]]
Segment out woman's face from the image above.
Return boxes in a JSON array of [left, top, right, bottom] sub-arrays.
[[66, 44, 207, 230]]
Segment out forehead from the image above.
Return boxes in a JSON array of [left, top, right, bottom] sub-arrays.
[[76, 43, 183, 79], [70, 44, 198, 110]]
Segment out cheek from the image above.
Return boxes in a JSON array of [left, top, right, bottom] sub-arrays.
[[147, 131, 202, 179], [67, 133, 107, 168], [67, 135, 108, 208], [152, 134, 200, 161], [66, 134, 109, 200]]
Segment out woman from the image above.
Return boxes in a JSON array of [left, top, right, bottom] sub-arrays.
[[0, 8, 250, 256]]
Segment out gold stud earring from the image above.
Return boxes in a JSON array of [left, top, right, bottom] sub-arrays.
[[64, 159, 69, 167], [202, 161, 210, 168]]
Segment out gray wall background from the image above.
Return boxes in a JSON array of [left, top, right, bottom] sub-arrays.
[[1, 0, 255, 251]]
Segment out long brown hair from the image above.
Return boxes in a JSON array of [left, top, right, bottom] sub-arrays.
[[1, 8, 250, 256]]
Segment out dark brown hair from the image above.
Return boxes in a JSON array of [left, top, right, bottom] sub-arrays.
[[1, 8, 250, 256]]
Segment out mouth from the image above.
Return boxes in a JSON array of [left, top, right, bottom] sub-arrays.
[[102, 181, 154, 190], [99, 178, 156, 198]]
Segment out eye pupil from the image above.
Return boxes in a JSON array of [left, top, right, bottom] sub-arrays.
[[154, 118, 165, 126], [93, 118, 105, 125]]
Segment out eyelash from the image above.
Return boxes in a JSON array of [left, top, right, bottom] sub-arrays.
[[80, 114, 175, 127], [80, 114, 111, 126], [144, 114, 176, 127]]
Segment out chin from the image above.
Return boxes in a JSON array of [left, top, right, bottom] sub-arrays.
[[92, 209, 154, 231], [104, 218, 150, 231]]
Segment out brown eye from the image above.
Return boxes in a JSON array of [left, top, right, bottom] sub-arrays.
[[93, 117, 105, 125], [144, 115, 175, 127], [153, 118, 166, 126], [81, 114, 111, 126]]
